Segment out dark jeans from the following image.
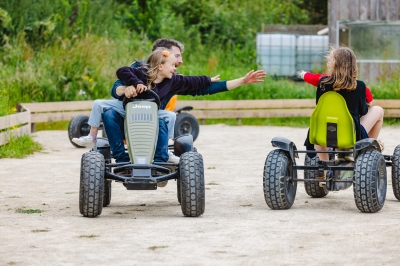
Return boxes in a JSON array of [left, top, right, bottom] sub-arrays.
[[102, 108, 169, 163]]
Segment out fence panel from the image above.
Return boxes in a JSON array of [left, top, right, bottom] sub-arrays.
[[0, 111, 31, 146]]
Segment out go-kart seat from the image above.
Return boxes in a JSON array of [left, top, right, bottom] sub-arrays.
[[309, 91, 356, 149]]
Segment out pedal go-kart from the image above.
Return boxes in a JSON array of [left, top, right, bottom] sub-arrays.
[[79, 90, 205, 218], [263, 92, 400, 213], [68, 95, 200, 148]]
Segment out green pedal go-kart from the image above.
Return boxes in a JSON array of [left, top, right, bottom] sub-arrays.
[[79, 90, 205, 218], [263, 92, 400, 213]]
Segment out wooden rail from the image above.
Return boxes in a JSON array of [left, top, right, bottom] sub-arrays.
[[0, 111, 31, 146], [177, 99, 400, 120], [12, 99, 400, 134]]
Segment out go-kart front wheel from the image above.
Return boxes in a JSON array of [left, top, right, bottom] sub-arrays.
[[179, 151, 205, 217], [263, 149, 297, 210], [79, 151, 105, 217], [353, 150, 387, 213]]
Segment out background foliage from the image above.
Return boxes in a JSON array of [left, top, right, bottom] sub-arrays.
[[0, 0, 398, 117]]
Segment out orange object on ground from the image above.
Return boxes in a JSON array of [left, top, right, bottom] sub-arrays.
[[165, 95, 177, 111]]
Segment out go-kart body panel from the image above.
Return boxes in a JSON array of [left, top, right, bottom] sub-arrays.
[[124, 101, 159, 164]]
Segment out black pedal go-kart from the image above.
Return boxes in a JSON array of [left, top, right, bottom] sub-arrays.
[[263, 92, 400, 213], [79, 90, 205, 218], [68, 100, 199, 148]]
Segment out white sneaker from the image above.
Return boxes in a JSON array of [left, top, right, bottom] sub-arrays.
[[168, 150, 180, 164], [72, 135, 96, 148]]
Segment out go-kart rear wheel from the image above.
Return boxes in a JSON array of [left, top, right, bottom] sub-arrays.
[[103, 180, 112, 207], [79, 151, 105, 217], [263, 149, 297, 210], [304, 154, 329, 198], [177, 180, 181, 204], [353, 150, 387, 213], [392, 144, 400, 200], [179, 151, 205, 217], [174, 113, 199, 141], [68, 115, 90, 148]]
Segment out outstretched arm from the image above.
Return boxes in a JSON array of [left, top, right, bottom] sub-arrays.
[[226, 70, 266, 90]]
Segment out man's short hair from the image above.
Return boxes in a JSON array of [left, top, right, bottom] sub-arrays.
[[152, 38, 184, 53]]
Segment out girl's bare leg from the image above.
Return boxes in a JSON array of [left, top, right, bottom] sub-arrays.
[[360, 106, 384, 139], [315, 144, 329, 161]]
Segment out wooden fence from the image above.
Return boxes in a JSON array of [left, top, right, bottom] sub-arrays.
[[18, 98, 400, 125], [1, 99, 400, 146], [0, 111, 31, 146], [16, 101, 93, 132]]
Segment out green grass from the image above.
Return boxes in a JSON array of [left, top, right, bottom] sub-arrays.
[[383, 118, 400, 126], [35, 121, 69, 131], [0, 135, 42, 159], [15, 208, 42, 214]]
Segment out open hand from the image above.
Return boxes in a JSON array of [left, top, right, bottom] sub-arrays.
[[242, 70, 267, 85], [211, 74, 220, 82], [298, 70, 306, 79]]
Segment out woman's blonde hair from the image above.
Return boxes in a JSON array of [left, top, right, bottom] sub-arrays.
[[320, 46, 358, 91], [145, 47, 174, 89]]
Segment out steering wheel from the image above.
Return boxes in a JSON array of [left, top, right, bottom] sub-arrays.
[[122, 89, 161, 110]]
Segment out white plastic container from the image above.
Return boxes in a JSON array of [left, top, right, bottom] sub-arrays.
[[296, 35, 329, 72], [256, 33, 297, 76]]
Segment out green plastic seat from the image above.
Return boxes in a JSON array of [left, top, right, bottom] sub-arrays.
[[309, 91, 356, 149]]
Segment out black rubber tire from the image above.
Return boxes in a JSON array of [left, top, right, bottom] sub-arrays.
[[179, 151, 205, 217], [391, 144, 400, 200], [177, 180, 181, 204], [103, 180, 112, 207], [304, 154, 329, 198], [68, 115, 90, 148], [263, 149, 297, 210], [174, 113, 200, 141], [353, 150, 387, 213], [79, 151, 105, 217]]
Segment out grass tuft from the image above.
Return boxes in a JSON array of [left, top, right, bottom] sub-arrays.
[[0, 135, 42, 158], [15, 208, 42, 214]]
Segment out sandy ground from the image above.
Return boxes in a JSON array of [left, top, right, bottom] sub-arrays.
[[1, 124, 400, 265]]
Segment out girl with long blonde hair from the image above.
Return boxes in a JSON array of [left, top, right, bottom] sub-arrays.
[[313, 46, 384, 162]]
